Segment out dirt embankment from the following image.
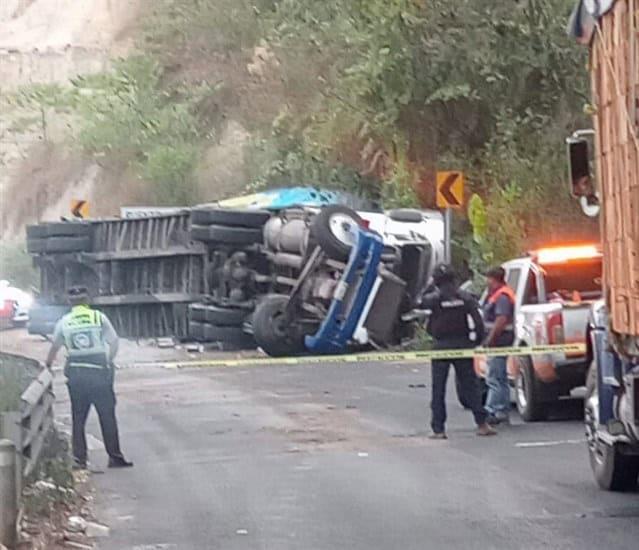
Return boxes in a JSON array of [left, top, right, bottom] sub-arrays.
[[0, 0, 140, 88], [0, 0, 143, 240], [0, 1, 269, 241]]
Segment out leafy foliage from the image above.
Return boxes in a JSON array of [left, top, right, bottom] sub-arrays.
[[0, 240, 39, 289], [72, 56, 212, 204], [145, 0, 277, 55], [252, 0, 591, 258]]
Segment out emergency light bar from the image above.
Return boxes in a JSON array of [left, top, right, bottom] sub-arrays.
[[534, 244, 601, 264]]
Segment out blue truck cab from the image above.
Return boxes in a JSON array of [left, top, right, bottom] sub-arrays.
[[251, 205, 434, 357]]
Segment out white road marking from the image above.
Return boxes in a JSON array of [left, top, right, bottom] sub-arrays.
[[515, 438, 585, 448]]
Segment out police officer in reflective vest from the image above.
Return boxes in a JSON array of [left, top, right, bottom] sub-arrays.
[[46, 287, 133, 469], [483, 266, 516, 425], [422, 265, 496, 439]]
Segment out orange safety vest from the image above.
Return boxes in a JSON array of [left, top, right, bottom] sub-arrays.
[[487, 285, 516, 305], [485, 284, 515, 331]]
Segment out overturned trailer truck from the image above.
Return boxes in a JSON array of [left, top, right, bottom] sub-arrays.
[[26, 189, 444, 356]]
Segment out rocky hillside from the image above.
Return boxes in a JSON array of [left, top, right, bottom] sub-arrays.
[[0, 0, 142, 238]]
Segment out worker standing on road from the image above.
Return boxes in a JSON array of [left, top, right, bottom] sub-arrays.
[[482, 267, 516, 425], [422, 264, 496, 439], [45, 287, 133, 470]]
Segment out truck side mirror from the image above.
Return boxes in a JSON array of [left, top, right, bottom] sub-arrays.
[[567, 137, 596, 198]]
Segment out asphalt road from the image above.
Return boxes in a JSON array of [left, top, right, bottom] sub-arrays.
[[52, 358, 639, 550]]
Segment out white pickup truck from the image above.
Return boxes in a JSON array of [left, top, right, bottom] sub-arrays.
[[476, 244, 603, 421]]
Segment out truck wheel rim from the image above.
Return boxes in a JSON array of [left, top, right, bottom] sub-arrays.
[[328, 213, 358, 247], [585, 392, 604, 465], [516, 373, 527, 411], [272, 312, 287, 337]]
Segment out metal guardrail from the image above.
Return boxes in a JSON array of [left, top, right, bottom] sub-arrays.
[[1, 368, 55, 479], [0, 356, 55, 548]]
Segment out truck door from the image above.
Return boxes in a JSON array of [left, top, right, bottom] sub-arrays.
[[518, 265, 545, 344]]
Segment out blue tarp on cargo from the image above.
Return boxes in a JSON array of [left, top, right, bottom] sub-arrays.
[[217, 187, 375, 211]]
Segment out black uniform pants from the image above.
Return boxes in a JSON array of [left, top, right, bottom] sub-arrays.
[[431, 358, 487, 433], [67, 369, 123, 464]]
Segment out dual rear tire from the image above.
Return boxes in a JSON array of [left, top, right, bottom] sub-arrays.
[[187, 303, 255, 349], [585, 362, 639, 491]]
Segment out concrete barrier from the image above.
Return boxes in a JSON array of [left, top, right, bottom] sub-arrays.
[[0, 439, 17, 549]]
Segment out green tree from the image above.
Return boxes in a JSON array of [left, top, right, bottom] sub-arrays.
[[74, 56, 219, 205]]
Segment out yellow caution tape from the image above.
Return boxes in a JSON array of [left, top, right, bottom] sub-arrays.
[[161, 343, 587, 369]]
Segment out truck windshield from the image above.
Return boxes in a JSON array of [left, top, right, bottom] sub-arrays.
[[543, 258, 602, 301]]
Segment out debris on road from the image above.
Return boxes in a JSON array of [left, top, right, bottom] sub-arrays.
[[156, 338, 175, 349], [85, 521, 110, 538], [67, 516, 87, 533], [63, 541, 93, 549]]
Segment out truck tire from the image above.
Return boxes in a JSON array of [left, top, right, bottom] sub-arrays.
[[515, 356, 548, 421], [188, 304, 206, 322], [309, 205, 363, 261], [188, 321, 205, 341], [28, 304, 69, 323], [27, 304, 69, 335], [27, 222, 91, 239], [191, 208, 271, 228], [27, 321, 56, 336], [45, 236, 91, 253], [26, 238, 47, 254], [191, 225, 263, 246], [26, 225, 48, 239], [202, 324, 255, 348], [585, 362, 639, 491], [45, 222, 91, 237], [252, 294, 306, 357], [388, 209, 423, 223], [202, 304, 249, 326]]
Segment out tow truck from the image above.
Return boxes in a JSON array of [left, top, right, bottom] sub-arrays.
[[475, 245, 603, 421]]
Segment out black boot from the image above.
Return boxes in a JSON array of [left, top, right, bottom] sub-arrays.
[[108, 456, 134, 468]]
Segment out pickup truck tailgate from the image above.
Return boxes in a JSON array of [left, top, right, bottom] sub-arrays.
[[519, 301, 590, 361], [562, 302, 593, 352]]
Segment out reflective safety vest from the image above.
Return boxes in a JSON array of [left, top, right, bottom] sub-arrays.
[[484, 285, 516, 332], [62, 305, 109, 369]]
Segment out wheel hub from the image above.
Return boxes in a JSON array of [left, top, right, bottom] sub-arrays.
[[328, 213, 358, 247], [516, 372, 527, 411], [271, 312, 289, 337], [585, 392, 604, 465]]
